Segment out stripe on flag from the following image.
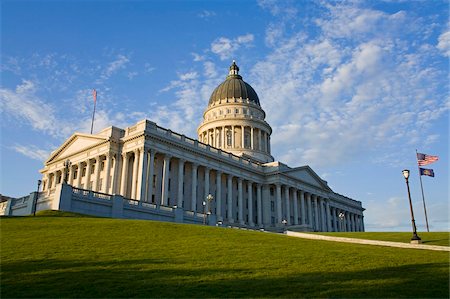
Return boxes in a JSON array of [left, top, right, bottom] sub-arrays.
[[416, 152, 439, 166]]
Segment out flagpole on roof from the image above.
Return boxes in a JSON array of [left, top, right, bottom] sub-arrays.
[[416, 149, 430, 232], [90, 89, 97, 134]]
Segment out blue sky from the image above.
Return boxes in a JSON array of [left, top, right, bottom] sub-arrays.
[[1, 0, 448, 231]]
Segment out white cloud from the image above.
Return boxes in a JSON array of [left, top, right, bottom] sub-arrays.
[[0, 80, 72, 138], [211, 34, 254, 60], [11, 144, 50, 161], [198, 10, 216, 19], [98, 54, 130, 82], [249, 2, 448, 168], [437, 30, 450, 57]]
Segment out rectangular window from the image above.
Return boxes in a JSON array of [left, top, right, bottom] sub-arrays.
[[235, 108, 239, 114], [271, 201, 275, 212], [227, 109, 231, 114]]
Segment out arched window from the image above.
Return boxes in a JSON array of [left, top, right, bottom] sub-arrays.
[[226, 129, 232, 146]]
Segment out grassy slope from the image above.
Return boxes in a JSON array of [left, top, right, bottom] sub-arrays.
[[312, 232, 450, 246], [1, 212, 449, 298]]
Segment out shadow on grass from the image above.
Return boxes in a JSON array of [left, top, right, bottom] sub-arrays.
[[422, 239, 449, 245], [1, 259, 448, 298]]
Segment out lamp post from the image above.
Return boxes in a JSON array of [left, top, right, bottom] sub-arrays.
[[339, 212, 345, 232], [402, 169, 421, 244], [33, 179, 42, 216], [202, 201, 207, 225], [63, 159, 72, 184], [203, 194, 214, 225], [282, 219, 287, 232]]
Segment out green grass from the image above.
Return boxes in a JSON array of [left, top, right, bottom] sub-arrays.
[[312, 232, 450, 246], [1, 211, 449, 298]]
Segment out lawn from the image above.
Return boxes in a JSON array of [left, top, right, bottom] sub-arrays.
[[1, 211, 449, 298], [312, 232, 450, 246]]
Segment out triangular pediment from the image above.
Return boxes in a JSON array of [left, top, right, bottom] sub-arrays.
[[282, 166, 331, 191], [46, 133, 109, 164]]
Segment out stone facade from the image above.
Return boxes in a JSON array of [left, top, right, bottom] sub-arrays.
[[36, 62, 364, 231]]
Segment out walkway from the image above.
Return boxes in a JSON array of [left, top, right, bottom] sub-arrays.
[[286, 231, 450, 252]]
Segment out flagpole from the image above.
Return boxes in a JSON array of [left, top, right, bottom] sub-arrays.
[[90, 89, 97, 134], [416, 149, 430, 232]]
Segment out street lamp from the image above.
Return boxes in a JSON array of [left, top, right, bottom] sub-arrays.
[[33, 179, 42, 216], [63, 159, 72, 184], [402, 169, 421, 244], [339, 212, 345, 232], [202, 201, 207, 225], [282, 219, 287, 232]]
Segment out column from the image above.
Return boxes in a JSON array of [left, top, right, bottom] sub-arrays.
[[285, 186, 290, 225], [300, 191, 305, 225], [241, 126, 245, 148], [238, 178, 244, 225], [326, 199, 331, 232], [104, 153, 112, 193], [276, 184, 282, 224], [137, 149, 148, 201], [191, 163, 198, 212], [307, 193, 313, 227], [111, 154, 121, 194], [256, 184, 262, 227], [76, 162, 83, 188], [85, 158, 92, 190], [146, 150, 155, 202], [177, 159, 185, 207], [204, 167, 210, 203], [161, 154, 171, 206], [247, 181, 254, 226], [258, 129, 262, 151], [320, 198, 326, 231], [68, 165, 74, 185], [93, 156, 102, 192], [331, 207, 336, 231], [221, 126, 225, 149], [131, 150, 139, 199], [216, 171, 222, 220], [120, 153, 129, 196], [313, 195, 319, 230], [227, 175, 234, 223], [232, 126, 235, 148], [293, 189, 299, 225], [250, 127, 254, 150]]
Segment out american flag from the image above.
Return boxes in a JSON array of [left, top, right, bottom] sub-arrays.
[[417, 152, 439, 166], [92, 89, 97, 103]]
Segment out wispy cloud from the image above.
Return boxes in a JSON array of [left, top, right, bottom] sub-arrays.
[[437, 30, 450, 57], [211, 34, 254, 60], [11, 144, 50, 161], [0, 80, 72, 138], [98, 54, 130, 82], [198, 10, 216, 19]]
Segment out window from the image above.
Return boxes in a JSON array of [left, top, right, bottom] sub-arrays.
[[226, 130, 232, 146], [271, 201, 275, 212], [243, 108, 247, 114], [219, 110, 223, 115], [270, 188, 274, 196], [227, 109, 231, 114], [235, 108, 239, 114]]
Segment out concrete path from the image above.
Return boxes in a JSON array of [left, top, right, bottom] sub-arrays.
[[286, 231, 450, 252]]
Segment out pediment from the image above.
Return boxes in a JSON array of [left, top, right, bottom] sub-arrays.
[[282, 166, 331, 191], [46, 133, 109, 164]]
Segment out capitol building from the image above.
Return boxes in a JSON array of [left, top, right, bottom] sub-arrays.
[[2, 62, 365, 232]]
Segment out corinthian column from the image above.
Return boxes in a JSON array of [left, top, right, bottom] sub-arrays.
[[227, 174, 234, 223], [161, 154, 171, 206], [216, 171, 222, 220], [191, 163, 198, 212], [177, 159, 185, 208]]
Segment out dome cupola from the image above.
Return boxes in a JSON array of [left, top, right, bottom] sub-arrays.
[[197, 61, 273, 163], [208, 60, 260, 107]]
